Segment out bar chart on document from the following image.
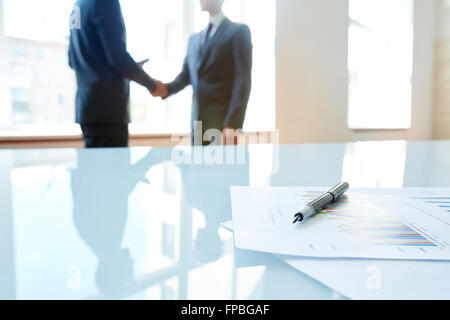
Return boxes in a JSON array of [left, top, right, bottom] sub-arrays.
[[303, 191, 438, 248], [230, 187, 450, 260]]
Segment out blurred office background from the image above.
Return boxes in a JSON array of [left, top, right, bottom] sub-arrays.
[[0, 0, 448, 148]]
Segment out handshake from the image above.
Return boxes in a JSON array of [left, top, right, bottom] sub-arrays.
[[151, 80, 168, 99], [137, 59, 169, 99]]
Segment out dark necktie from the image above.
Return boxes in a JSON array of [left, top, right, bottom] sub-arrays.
[[201, 23, 214, 53]]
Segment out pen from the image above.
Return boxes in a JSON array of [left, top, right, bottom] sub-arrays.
[[293, 182, 349, 224]]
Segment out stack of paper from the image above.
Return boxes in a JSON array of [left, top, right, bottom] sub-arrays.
[[229, 187, 450, 299]]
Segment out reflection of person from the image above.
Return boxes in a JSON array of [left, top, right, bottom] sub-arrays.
[[153, 0, 253, 146], [68, 0, 164, 148], [178, 147, 250, 262], [70, 149, 162, 296]]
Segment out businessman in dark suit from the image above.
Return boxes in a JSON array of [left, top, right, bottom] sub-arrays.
[[69, 0, 163, 148], [153, 0, 253, 146], [71, 148, 168, 296]]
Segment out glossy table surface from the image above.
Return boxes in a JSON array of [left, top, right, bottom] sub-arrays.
[[1, 140, 449, 300]]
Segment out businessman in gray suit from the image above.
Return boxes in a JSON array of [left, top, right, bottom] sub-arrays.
[[153, 0, 253, 146]]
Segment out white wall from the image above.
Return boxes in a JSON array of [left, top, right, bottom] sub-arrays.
[[409, 0, 436, 140], [276, 0, 351, 144], [433, 0, 450, 139], [436, 0, 450, 39], [276, 0, 437, 144]]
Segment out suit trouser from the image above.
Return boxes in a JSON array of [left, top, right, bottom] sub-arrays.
[[80, 124, 129, 148], [191, 120, 224, 146], [191, 126, 241, 146]]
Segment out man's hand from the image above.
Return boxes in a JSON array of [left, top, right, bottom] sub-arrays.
[[151, 80, 168, 98], [137, 58, 149, 68]]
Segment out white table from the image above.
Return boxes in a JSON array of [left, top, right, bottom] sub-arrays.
[[1, 140, 449, 299]]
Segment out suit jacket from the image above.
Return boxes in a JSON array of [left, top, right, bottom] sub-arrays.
[[69, 0, 156, 125], [166, 18, 253, 131]]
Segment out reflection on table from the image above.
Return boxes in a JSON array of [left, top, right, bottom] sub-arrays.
[[1, 141, 449, 299]]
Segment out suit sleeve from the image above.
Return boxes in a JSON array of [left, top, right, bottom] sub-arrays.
[[165, 49, 191, 98], [93, 0, 156, 92], [68, 41, 74, 70], [223, 25, 253, 129]]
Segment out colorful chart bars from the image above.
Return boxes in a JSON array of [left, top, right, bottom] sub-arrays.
[[298, 192, 438, 247]]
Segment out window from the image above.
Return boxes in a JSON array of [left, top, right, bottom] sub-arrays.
[[10, 45, 28, 58], [123, 0, 276, 133], [193, 0, 276, 131], [121, 0, 191, 134], [0, 0, 76, 135], [0, 0, 275, 136], [35, 49, 45, 61], [11, 88, 31, 123], [347, 0, 414, 129], [34, 72, 47, 84], [10, 63, 32, 85]]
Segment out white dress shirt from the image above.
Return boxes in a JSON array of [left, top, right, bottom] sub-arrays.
[[201, 11, 226, 46]]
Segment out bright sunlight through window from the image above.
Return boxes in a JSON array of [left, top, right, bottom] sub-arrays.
[[348, 0, 414, 129]]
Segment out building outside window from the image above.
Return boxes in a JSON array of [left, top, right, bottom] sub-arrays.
[[0, 0, 276, 136]]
